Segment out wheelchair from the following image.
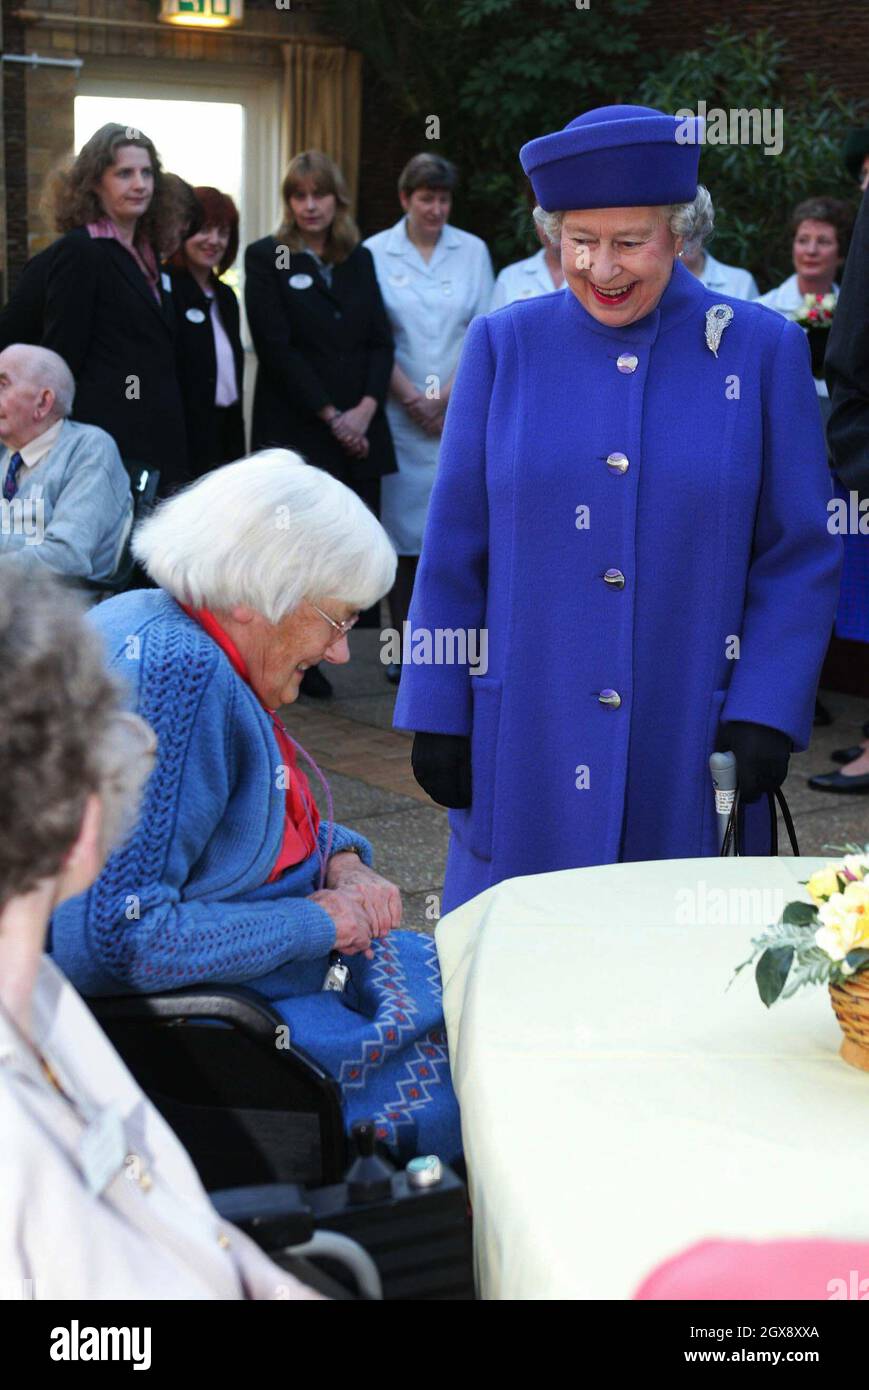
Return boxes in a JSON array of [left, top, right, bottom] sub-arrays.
[[90, 985, 346, 1188], [88, 985, 475, 1300]]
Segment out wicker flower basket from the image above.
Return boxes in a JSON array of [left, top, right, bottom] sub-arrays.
[[829, 972, 869, 1072]]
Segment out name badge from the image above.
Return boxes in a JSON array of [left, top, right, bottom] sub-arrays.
[[289, 273, 314, 290], [80, 1104, 127, 1196], [441, 279, 453, 296], [388, 272, 409, 287], [185, 307, 207, 324], [161, 272, 172, 293]]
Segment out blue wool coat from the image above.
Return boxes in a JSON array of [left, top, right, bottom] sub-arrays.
[[394, 261, 843, 912]]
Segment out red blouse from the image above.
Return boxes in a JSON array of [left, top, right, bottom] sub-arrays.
[[181, 605, 321, 879]]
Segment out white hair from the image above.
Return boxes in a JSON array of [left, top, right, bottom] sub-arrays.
[[532, 185, 715, 249], [4, 342, 75, 418], [131, 450, 397, 623]]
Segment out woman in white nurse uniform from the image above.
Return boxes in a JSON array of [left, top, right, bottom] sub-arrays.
[[490, 185, 565, 309], [365, 154, 493, 680]]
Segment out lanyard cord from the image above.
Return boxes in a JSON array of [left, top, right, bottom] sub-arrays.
[[269, 712, 335, 890]]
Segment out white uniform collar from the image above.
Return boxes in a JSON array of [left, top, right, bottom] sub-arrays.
[[777, 271, 840, 308], [384, 216, 462, 269]]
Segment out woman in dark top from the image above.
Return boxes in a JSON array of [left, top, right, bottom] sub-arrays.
[[38, 123, 187, 494], [0, 171, 201, 354], [245, 150, 397, 695], [168, 187, 245, 479]]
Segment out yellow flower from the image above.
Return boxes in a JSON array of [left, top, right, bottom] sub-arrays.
[[806, 863, 843, 905], [815, 881, 869, 961]]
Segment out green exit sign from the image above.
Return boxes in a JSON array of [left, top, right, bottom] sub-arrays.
[[159, 0, 244, 27]]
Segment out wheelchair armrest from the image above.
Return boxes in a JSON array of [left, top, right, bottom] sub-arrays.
[[211, 1183, 315, 1249], [91, 985, 328, 1073], [88, 985, 348, 1186]]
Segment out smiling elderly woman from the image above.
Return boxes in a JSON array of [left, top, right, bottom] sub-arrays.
[[396, 103, 843, 913], [50, 450, 460, 1161]]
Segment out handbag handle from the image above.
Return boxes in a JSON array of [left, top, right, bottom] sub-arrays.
[[720, 786, 800, 857]]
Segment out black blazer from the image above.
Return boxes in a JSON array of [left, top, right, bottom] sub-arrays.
[[244, 237, 396, 483], [826, 189, 869, 503], [40, 228, 187, 491], [169, 266, 246, 478], [0, 241, 58, 349]]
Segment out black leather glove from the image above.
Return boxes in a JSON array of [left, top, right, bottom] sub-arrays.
[[716, 720, 792, 804], [411, 732, 471, 809]]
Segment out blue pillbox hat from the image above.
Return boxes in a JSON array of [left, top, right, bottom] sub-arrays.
[[519, 103, 703, 211]]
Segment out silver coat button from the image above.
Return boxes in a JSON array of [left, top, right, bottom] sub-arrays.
[[603, 568, 625, 588], [616, 353, 638, 373], [606, 452, 629, 474], [598, 689, 622, 708]]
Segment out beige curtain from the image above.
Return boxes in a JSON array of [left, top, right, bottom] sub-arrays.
[[281, 41, 362, 213]]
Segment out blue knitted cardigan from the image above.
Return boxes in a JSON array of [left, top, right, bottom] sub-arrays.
[[50, 590, 373, 996]]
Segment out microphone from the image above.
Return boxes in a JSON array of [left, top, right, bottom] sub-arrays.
[[709, 750, 738, 854]]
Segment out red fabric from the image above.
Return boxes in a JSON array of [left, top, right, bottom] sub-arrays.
[[634, 1238, 869, 1301], [181, 605, 321, 878]]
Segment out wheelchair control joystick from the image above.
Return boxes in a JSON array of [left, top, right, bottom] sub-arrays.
[[346, 1120, 395, 1204]]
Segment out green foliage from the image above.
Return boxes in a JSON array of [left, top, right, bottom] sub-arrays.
[[319, 6, 866, 278], [637, 24, 866, 289], [782, 900, 817, 926], [755, 945, 794, 1007], [732, 909, 867, 1007], [320, 0, 653, 262]]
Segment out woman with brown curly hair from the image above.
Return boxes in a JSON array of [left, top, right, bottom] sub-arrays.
[[168, 186, 246, 478], [36, 123, 188, 492], [245, 151, 397, 696]]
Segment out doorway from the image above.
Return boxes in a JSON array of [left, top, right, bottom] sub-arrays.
[[74, 58, 283, 443]]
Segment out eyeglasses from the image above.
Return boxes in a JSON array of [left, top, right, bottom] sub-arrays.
[[308, 601, 359, 646]]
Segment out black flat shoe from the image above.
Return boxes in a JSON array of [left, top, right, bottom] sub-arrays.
[[300, 666, 333, 699], [385, 662, 401, 685], [832, 745, 868, 765], [814, 699, 833, 726], [808, 770, 869, 794]]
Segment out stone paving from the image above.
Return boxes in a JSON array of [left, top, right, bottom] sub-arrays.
[[280, 627, 869, 933]]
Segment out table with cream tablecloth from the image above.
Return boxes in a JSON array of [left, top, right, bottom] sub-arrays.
[[436, 855, 869, 1300]]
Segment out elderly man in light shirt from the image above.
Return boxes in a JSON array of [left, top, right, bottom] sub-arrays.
[[0, 344, 131, 585]]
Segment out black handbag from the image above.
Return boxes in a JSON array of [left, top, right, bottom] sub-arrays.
[[720, 787, 801, 857]]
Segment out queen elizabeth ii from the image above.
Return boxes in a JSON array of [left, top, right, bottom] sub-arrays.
[[395, 104, 842, 913]]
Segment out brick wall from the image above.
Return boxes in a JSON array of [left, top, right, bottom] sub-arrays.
[[631, 0, 869, 103], [2, 4, 29, 296]]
